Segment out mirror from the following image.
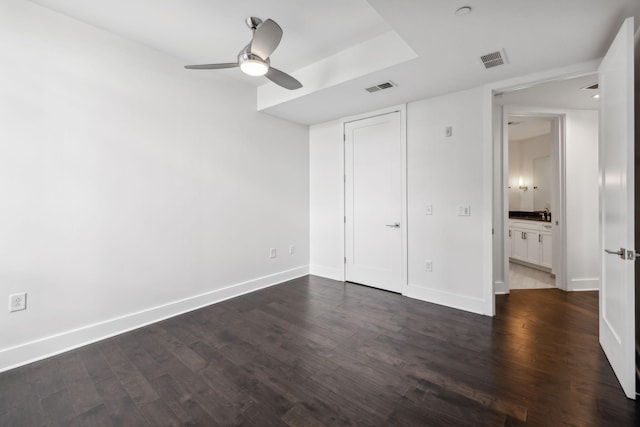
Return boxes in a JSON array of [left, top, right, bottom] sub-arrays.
[[533, 156, 551, 211]]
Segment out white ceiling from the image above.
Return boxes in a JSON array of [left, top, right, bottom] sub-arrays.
[[507, 117, 552, 142], [28, 0, 640, 124]]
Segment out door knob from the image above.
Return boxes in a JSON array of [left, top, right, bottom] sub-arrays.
[[385, 222, 401, 228], [604, 248, 625, 259]]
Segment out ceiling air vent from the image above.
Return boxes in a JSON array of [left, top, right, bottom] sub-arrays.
[[365, 81, 397, 93], [480, 49, 507, 69]]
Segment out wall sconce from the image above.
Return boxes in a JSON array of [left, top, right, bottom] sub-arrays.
[[518, 176, 528, 191]]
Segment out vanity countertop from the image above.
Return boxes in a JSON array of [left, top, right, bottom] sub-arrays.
[[509, 211, 552, 222]]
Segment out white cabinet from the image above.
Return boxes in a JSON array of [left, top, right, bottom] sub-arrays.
[[525, 230, 540, 264], [509, 220, 552, 269], [540, 224, 553, 268]]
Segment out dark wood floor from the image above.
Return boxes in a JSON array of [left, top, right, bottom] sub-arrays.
[[0, 275, 638, 426]]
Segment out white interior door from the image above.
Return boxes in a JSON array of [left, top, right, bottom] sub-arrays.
[[345, 112, 402, 293], [599, 16, 637, 400]]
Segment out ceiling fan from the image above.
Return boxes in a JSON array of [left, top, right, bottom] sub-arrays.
[[185, 17, 302, 90]]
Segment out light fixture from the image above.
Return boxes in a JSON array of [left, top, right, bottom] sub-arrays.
[[518, 176, 528, 191], [239, 52, 268, 76]]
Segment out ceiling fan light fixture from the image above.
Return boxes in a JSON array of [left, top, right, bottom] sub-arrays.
[[239, 52, 269, 76], [240, 59, 268, 76]]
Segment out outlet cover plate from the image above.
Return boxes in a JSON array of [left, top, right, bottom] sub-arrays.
[[425, 260, 433, 272], [9, 293, 27, 312]]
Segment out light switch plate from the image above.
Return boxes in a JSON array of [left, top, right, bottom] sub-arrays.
[[445, 126, 453, 137], [458, 205, 471, 216], [425, 204, 433, 215], [9, 293, 27, 312]]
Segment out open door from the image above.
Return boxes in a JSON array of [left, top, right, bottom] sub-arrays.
[[599, 16, 637, 399]]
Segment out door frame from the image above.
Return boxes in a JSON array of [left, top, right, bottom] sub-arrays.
[[500, 109, 567, 292], [339, 104, 408, 293], [484, 59, 600, 314]]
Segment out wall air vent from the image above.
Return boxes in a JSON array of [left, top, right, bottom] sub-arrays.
[[480, 49, 507, 69], [365, 81, 397, 93]]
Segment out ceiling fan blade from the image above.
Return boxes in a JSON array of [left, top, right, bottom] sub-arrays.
[[250, 19, 282, 59], [265, 67, 302, 90], [184, 63, 238, 70]]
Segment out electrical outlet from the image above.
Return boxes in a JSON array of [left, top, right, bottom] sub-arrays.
[[9, 293, 27, 312], [289, 245, 295, 255], [425, 260, 433, 272], [269, 248, 277, 259], [458, 205, 471, 216], [425, 204, 433, 215]]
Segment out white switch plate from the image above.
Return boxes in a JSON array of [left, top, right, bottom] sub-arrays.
[[445, 126, 453, 137], [425, 260, 433, 272], [9, 293, 27, 312], [425, 204, 433, 215], [458, 205, 471, 216], [289, 244, 295, 255], [269, 248, 277, 259]]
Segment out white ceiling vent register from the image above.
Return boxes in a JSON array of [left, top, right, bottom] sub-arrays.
[[365, 81, 398, 93], [480, 49, 508, 69]]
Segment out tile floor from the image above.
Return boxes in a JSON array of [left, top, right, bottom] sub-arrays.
[[509, 261, 555, 289]]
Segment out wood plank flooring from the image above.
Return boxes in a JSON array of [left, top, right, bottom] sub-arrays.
[[0, 275, 638, 426]]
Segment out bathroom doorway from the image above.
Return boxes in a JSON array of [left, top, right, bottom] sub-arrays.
[[506, 115, 557, 290], [494, 73, 601, 294]]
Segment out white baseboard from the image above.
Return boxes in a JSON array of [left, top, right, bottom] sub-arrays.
[[0, 265, 309, 373], [309, 264, 344, 281], [494, 280, 508, 295], [568, 277, 599, 291], [404, 283, 487, 316]]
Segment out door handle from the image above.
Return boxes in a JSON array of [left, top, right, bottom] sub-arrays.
[[604, 248, 625, 259], [385, 222, 400, 228]]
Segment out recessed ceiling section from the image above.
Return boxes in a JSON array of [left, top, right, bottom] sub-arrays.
[[257, 31, 417, 111], [27, 0, 391, 85]]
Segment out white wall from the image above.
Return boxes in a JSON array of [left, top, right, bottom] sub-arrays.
[[565, 110, 599, 290], [0, 0, 309, 371], [309, 121, 344, 280], [309, 88, 492, 315], [406, 88, 490, 314]]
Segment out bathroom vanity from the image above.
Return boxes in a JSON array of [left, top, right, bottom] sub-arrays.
[[508, 213, 553, 269]]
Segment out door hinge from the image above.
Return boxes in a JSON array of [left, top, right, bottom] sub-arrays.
[[344, 257, 347, 263], [343, 134, 346, 142], [344, 216, 346, 223]]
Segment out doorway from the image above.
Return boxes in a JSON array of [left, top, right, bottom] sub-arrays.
[[493, 73, 600, 295], [505, 114, 558, 290]]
